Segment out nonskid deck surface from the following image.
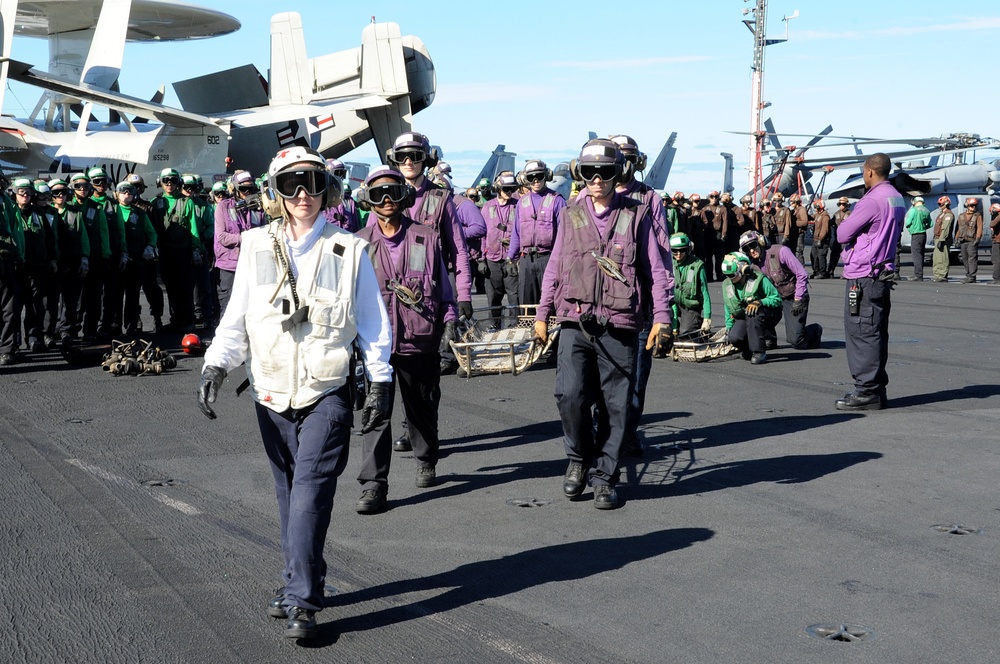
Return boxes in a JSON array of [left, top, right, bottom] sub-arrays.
[[2, 273, 999, 663]]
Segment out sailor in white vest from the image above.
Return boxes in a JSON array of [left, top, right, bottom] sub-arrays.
[[197, 146, 393, 641]]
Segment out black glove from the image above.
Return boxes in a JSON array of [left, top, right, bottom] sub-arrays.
[[791, 299, 805, 316], [476, 260, 489, 277], [360, 381, 393, 434], [197, 365, 227, 420], [439, 320, 458, 354], [504, 260, 518, 279], [650, 325, 674, 359], [459, 301, 473, 320]]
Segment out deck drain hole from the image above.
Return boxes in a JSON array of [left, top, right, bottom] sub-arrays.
[[806, 623, 873, 643], [490, 397, 514, 402], [506, 498, 551, 508], [142, 478, 179, 487], [67, 418, 93, 424], [932, 524, 979, 535]]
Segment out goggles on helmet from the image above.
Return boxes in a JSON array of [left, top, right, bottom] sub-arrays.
[[160, 176, 180, 186], [367, 183, 410, 205], [237, 184, 258, 194], [392, 150, 426, 164], [50, 188, 69, 197], [331, 168, 348, 180], [90, 177, 108, 187], [499, 185, 518, 195], [578, 164, 617, 183], [273, 168, 328, 199], [524, 172, 547, 183]]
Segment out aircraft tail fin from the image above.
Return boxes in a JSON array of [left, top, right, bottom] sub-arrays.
[[642, 132, 677, 190], [720, 152, 734, 195], [360, 22, 411, 161], [82, 0, 131, 89], [0, 0, 15, 109], [473, 145, 516, 187], [269, 12, 312, 106]]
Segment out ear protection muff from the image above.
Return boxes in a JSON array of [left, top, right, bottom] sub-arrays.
[[260, 183, 284, 220]]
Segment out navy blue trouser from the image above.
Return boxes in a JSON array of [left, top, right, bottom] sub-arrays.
[[255, 387, 352, 613], [518, 251, 550, 306], [358, 351, 441, 491], [555, 324, 636, 487], [625, 322, 653, 447], [729, 306, 780, 354], [844, 277, 892, 396]]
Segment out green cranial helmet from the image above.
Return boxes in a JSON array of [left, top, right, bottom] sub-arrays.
[[669, 232, 690, 251], [721, 251, 751, 277]]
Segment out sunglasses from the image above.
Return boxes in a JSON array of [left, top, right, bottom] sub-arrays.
[[525, 172, 547, 183], [273, 169, 328, 198], [367, 183, 409, 205], [578, 164, 617, 183]]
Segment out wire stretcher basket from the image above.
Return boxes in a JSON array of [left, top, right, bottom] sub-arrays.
[[449, 304, 560, 377], [669, 328, 738, 362]]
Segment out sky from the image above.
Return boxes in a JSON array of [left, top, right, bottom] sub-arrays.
[[4, 1, 1000, 194]]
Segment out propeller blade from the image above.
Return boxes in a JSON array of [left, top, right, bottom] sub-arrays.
[[763, 118, 783, 153]]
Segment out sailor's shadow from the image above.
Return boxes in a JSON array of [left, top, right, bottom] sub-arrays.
[[314, 527, 714, 643], [625, 450, 882, 501]]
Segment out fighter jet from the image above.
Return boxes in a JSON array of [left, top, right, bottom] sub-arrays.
[[0, 0, 435, 184]]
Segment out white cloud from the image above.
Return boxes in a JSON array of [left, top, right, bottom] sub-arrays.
[[544, 55, 713, 70], [797, 16, 1000, 40], [433, 83, 562, 105]]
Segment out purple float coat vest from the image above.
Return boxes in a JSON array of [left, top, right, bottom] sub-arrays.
[[621, 180, 675, 297], [760, 244, 808, 300], [408, 178, 472, 302], [357, 217, 457, 355], [537, 192, 672, 330], [508, 189, 566, 259], [323, 197, 360, 233], [482, 197, 516, 262], [214, 197, 264, 271], [836, 180, 906, 279]]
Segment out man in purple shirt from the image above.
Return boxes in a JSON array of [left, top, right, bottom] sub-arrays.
[[481, 171, 520, 324], [387, 131, 476, 381], [354, 168, 458, 512], [835, 153, 905, 411], [739, 230, 822, 350], [508, 159, 567, 305], [533, 139, 673, 510]]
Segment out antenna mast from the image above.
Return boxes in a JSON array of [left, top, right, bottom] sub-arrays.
[[743, 0, 796, 200]]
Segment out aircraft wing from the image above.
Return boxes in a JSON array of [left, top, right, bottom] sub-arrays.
[[221, 97, 391, 128], [1, 58, 225, 129]]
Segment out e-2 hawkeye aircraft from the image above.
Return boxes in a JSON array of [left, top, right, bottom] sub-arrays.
[[0, 0, 435, 185]]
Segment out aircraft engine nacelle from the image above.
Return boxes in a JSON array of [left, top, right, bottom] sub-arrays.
[[912, 164, 991, 195]]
